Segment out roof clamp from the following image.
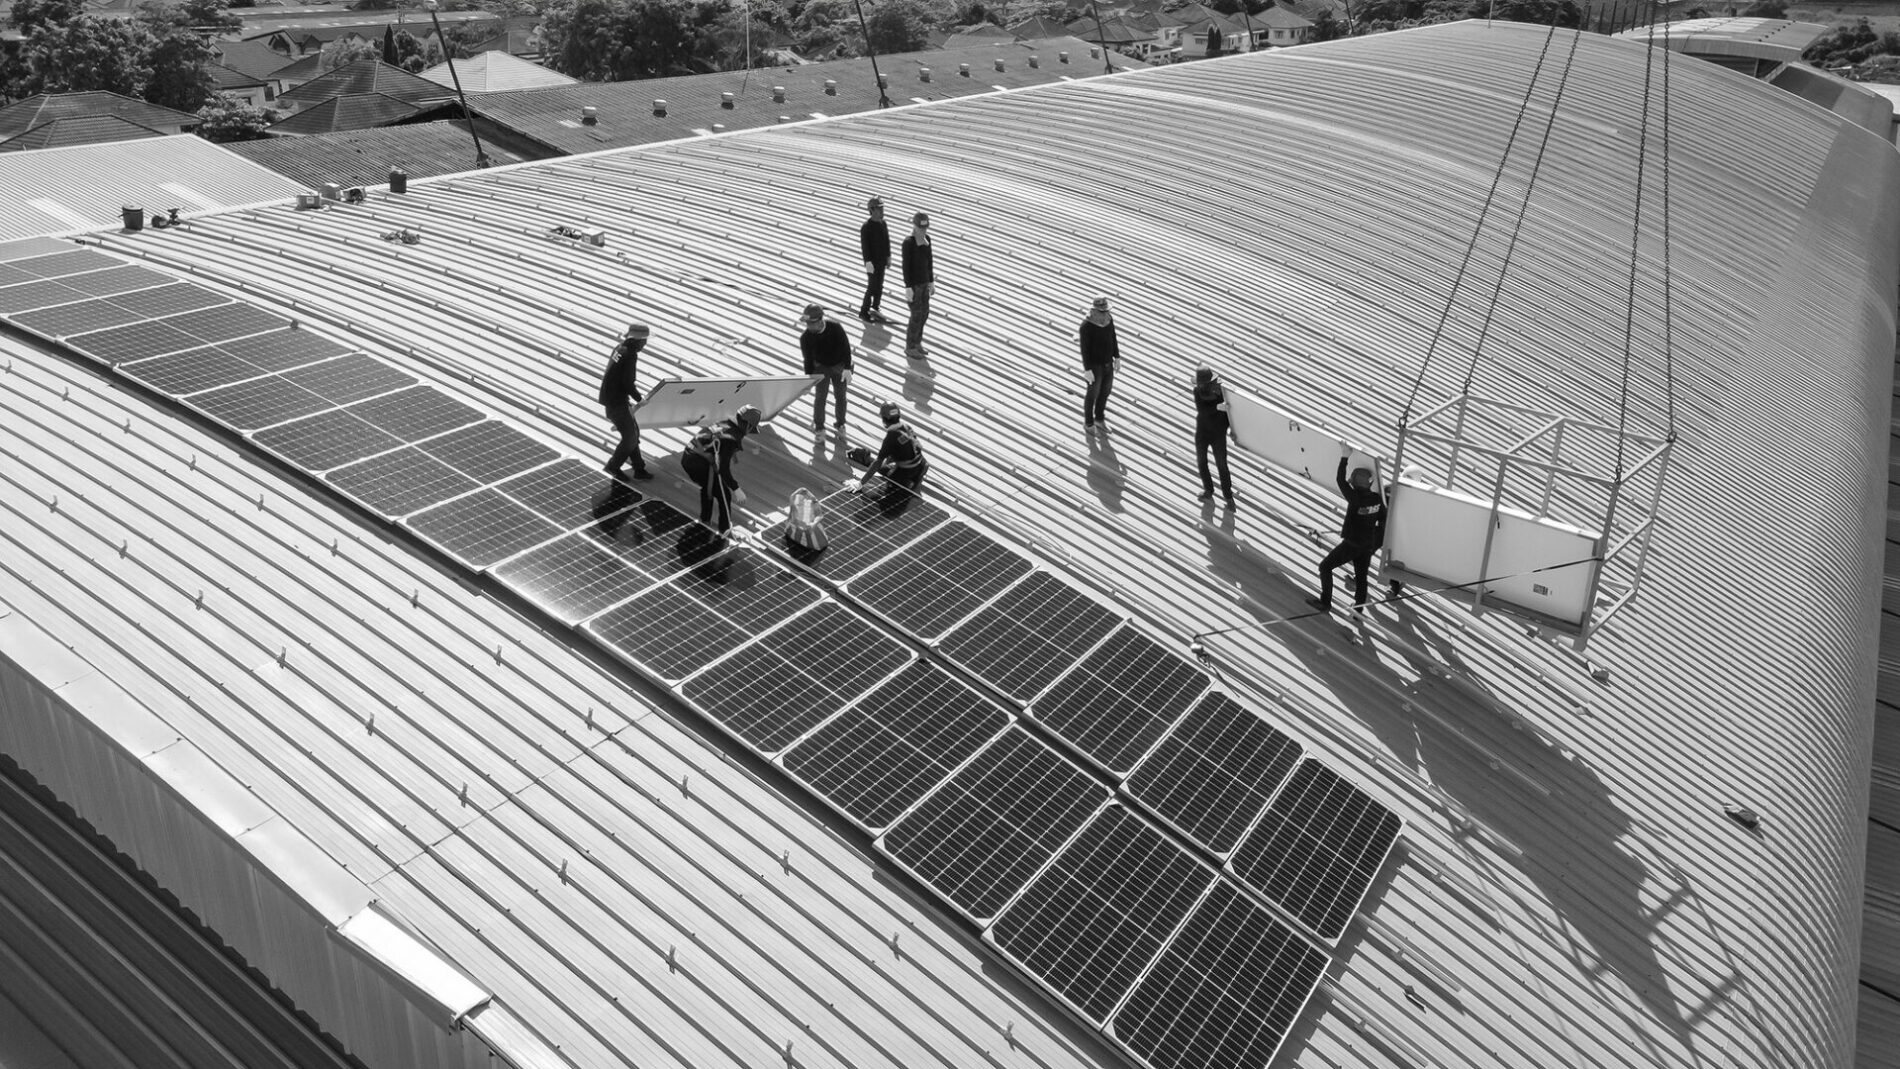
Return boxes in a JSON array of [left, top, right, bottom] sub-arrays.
[[779, 849, 791, 873], [666, 945, 678, 972], [411, 588, 421, 607], [194, 590, 204, 610], [459, 782, 468, 806], [119, 539, 128, 558], [584, 706, 593, 730], [558, 859, 569, 883], [257, 492, 266, 511], [188, 454, 196, 471], [680, 773, 690, 798], [277, 646, 288, 668], [367, 713, 376, 735], [494, 642, 503, 664]]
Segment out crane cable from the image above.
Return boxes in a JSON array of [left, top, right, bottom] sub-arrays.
[[1612, 9, 1665, 483]]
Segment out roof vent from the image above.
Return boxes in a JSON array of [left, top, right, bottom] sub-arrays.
[[778, 114, 791, 123], [1028, 54, 1039, 68], [653, 98, 667, 116], [993, 57, 1005, 72], [824, 78, 837, 95], [772, 85, 785, 102], [1089, 46, 1100, 58], [876, 73, 888, 87], [581, 105, 597, 125], [959, 63, 970, 76], [721, 91, 734, 108], [1059, 50, 1069, 63], [920, 67, 931, 82], [712, 122, 725, 132]]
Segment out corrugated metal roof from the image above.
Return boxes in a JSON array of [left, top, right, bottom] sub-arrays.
[[225, 122, 539, 188], [6, 19, 1897, 1069], [417, 51, 577, 93], [211, 39, 302, 81], [266, 94, 428, 135], [279, 59, 456, 109], [0, 114, 168, 152], [0, 136, 304, 241], [1612, 16, 1832, 61], [0, 92, 200, 140]]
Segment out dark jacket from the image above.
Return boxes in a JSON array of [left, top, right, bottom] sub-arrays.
[[1193, 373, 1228, 434], [1079, 317, 1119, 369], [1335, 457, 1387, 547], [686, 419, 747, 490], [800, 320, 854, 372], [860, 218, 890, 267], [597, 337, 644, 407], [902, 235, 934, 289], [869, 420, 925, 472]]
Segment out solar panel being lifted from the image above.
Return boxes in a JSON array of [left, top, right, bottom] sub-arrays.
[[1031, 624, 1208, 778], [849, 520, 1032, 638], [1122, 692, 1303, 857], [1227, 759, 1402, 942]]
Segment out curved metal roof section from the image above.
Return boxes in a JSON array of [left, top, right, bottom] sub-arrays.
[[3, 17, 1895, 1069]]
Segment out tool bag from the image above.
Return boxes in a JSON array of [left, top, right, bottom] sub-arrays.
[[784, 487, 828, 553]]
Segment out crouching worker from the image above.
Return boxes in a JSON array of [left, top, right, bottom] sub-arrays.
[[681, 404, 761, 538], [857, 401, 928, 494]]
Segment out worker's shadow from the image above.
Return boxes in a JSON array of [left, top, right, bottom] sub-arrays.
[[806, 425, 853, 479], [1084, 425, 1127, 514], [856, 322, 895, 353], [901, 361, 936, 416]]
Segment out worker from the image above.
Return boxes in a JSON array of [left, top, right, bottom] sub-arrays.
[[901, 211, 934, 358], [1079, 296, 1119, 428], [799, 302, 854, 429], [1192, 365, 1234, 503], [681, 404, 762, 538], [598, 323, 654, 480], [859, 400, 928, 494], [858, 197, 891, 323], [1308, 448, 1387, 615]]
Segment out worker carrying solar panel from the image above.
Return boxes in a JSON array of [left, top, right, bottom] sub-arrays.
[[681, 404, 761, 540], [1307, 446, 1388, 616], [852, 401, 928, 495]]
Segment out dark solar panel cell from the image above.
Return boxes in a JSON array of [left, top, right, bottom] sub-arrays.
[[1032, 625, 1208, 777], [68, 319, 204, 364], [1124, 693, 1302, 857], [589, 583, 747, 682], [105, 283, 226, 320], [55, 264, 175, 298], [345, 386, 483, 443], [1227, 760, 1402, 941], [879, 728, 1105, 922], [253, 407, 402, 472], [418, 421, 558, 485], [282, 353, 417, 405], [326, 446, 480, 518], [1110, 882, 1328, 1069], [498, 459, 640, 532], [406, 488, 563, 569], [13, 296, 150, 337], [186, 375, 332, 428], [169, 302, 288, 346], [939, 572, 1122, 702], [584, 499, 699, 578], [492, 534, 650, 624], [850, 521, 1032, 639], [682, 602, 910, 753], [8, 248, 115, 276], [990, 806, 1213, 1025], [121, 346, 267, 395], [783, 662, 1010, 831], [0, 277, 88, 314], [0, 263, 37, 286], [0, 237, 79, 263], [670, 547, 822, 635], [763, 486, 950, 580], [216, 328, 354, 373]]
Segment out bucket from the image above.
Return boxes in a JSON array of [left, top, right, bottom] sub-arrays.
[[120, 205, 143, 231], [389, 168, 407, 194]]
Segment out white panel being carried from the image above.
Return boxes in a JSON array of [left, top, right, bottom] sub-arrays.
[[1384, 477, 1602, 627], [636, 375, 818, 428], [1225, 385, 1384, 490]]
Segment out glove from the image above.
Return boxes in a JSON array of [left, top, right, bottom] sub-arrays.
[[1217, 402, 1230, 412], [864, 261, 874, 274], [842, 368, 854, 386], [733, 488, 748, 505]]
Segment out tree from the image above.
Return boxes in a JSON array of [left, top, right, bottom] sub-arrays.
[[320, 36, 383, 69], [177, 0, 243, 34], [791, 0, 858, 59], [1308, 9, 1342, 40], [195, 91, 277, 141], [18, 16, 156, 96], [541, 0, 629, 79], [617, 0, 703, 77], [8, 0, 85, 33], [864, 0, 932, 53], [383, 24, 399, 62], [1739, 0, 1785, 16], [135, 1, 220, 111]]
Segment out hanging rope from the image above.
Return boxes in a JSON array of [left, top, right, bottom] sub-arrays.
[[1660, 8, 1676, 444], [1397, 12, 1566, 431], [1612, 5, 1663, 482]]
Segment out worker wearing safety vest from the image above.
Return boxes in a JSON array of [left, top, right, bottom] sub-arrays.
[[1309, 449, 1388, 615], [863, 401, 928, 493], [681, 405, 761, 537]]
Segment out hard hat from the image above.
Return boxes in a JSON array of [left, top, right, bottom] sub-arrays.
[[879, 401, 901, 424], [736, 403, 762, 430]]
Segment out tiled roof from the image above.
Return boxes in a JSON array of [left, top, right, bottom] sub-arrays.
[[272, 53, 328, 86], [207, 62, 270, 90], [266, 93, 426, 135], [0, 114, 168, 152], [211, 39, 301, 81], [1064, 14, 1155, 45], [1259, 5, 1316, 27], [0, 135, 301, 239], [225, 121, 537, 187], [0, 92, 201, 140], [240, 9, 496, 41], [418, 51, 576, 93], [942, 23, 1018, 48], [278, 58, 456, 109], [1006, 15, 1071, 38]]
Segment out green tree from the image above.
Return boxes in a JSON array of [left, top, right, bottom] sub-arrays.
[[618, 0, 702, 77], [320, 36, 384, 69], [792, 0, 858, 58], [194, 91, 277, 141], [1308, 9, 1342, 40], [864, 0, 932, 52], [541, 0, 628, 79], [136, 1, 220, 111], [8, 0, 85, 32], [18, 16, 157, 96], [1739, 0, 1785, 16], [177, 0, 243, 34]]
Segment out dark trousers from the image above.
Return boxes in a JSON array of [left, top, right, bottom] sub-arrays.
[[1196, 431, 1231, 496], [905, 286, 931, 352], [812, 366, 847, 427], [888, 459, 928, 493], [1084, 363, 1114, 423], [860, 264, 886, 315], [1318, 539, 1376, 609], [605, 403, 645, 473], [682, 453, 732, 533]]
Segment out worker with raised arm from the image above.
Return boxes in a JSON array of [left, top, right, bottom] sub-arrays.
[[681, 404, 762, 539], [599, 323, 655, 481], [1308, 447, 1388, 615], [858, 400, 929, 494]]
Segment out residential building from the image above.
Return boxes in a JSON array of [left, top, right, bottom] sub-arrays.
[[1259, 4, 1316, 46], [417, 51, 578, 94], [0, 92, 200, 142], [0, 114, 168, 153]]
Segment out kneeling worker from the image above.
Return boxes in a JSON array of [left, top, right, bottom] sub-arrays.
[[681, 404, 762, 537], [861, 401, 928, 493]]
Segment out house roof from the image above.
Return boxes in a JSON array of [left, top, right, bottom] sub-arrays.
[[1006, 15, 1072, 38], [0, 92, 201, 141], [266, 93, 427, 135], [0, 114, 169, 152], [0, 135, 302, 240], [1063, 14, 1156, 45], [225, 121, 536, 187], [942, 23, 1019, 48], [239, 9, 497, 42], [1612, 16, 1832, 64], [1259, 5, 1316, 28], [278, 58, 455, 109], [211, 39, 302, 81], [207, 61, 271, 91], [417, 51, 576, 93], [272, 53, 328, 86], [1, 19, 1896, 1069]]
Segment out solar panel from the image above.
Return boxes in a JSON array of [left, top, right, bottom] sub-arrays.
[[418, 421, 559, 485], [51, 264, 175, 298], [0, 262, 40, 287], [406, 488, 564, 569], [497, 459, 640, 532], [213, 328, 354, 373], [0, 277, 93, 314], [166, 302, 288, 347], [185, 374, 332, 429], [763, 486, 949, 580], [584, 499, 699, 577], [106, 284, 228, 320], [120, 346, 266, 395], [1226, 760, 1401, 942], [491, 534, 651, 624], [681, 601, 911, 753], [1031, 625, 1208, 777], [13, 295, 163, 337], [4, 248, 116, 276], [253, 407, 403, 472], [939, 572, 1123, 702], [588, 583, 744, 682], [879, 728, 1105, 923], [281, 353, 417, 405], [344, 386, 484, 443], [849, 521, 1032, 639], [988, 806, 1213, 1025], [0, 237, 79, 263], [1122, 693, 1302, 858], [326, 446, 480, 518], [669, 547, 823, 634], [781, 662, 1010, 831], [69, 318, 209, 365], [1109, 881, 1328, 1069]]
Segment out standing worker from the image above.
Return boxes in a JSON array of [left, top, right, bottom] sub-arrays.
[[800, 303, 854, 429], [1192, 365, 1235, 503], [902, 211, 934, 358], [1308, 447, 1388, 615], [1079, 296, 1119, 428], [859, 197, 891, 323], [681, 404, 762, 539], [599, 323, 655, 481], [858, 400, 929, 494]]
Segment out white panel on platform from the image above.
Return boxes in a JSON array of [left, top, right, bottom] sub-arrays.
[[1385, 478, 1601, 626], [636, 376, 818, 428], [1225, 386, 1382, 489]]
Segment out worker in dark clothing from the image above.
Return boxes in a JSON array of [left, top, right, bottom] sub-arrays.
[[681, 404, 761, 538], [800, 303, 854, 429], [859, 197, 891, 323], [1193, 366, 1234, 503], [901, 212, 934, 358], [599, 323, 655, 481], [1079, 296, 1118, 428], [860, 400, 928, 494], [1308, 449, 1388, 614]]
